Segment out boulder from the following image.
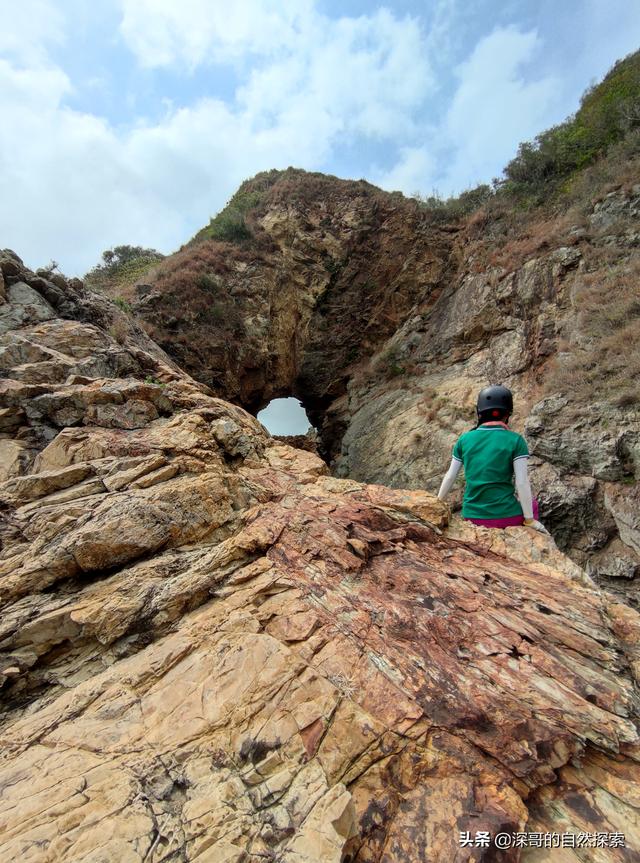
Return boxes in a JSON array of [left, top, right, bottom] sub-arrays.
[[0, 225, 639, 862], [0, 282, 56, 335]]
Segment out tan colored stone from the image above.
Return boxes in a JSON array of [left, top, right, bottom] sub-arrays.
[[0, 463, 93, 503], [0, 406, 25, 432], [0, 239, 639, 863], [0, 438, 28, 481], [102, 454, 167, 490], [281, 784, 357, 862], [131, 462, 178, 488], [21, 476, 107, 506]]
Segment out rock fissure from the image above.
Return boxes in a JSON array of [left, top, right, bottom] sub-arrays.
[[2, 151, 640, 860]]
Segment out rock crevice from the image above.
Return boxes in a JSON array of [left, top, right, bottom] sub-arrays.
[[108, 171, 640, 593], [0, 223, 639, 860]]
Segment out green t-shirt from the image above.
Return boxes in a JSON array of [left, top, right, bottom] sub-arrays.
[[452, 425, 529, 519]]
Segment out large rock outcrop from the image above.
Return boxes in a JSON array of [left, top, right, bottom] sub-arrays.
[[110, 169, 640, 600], [2, 254, 640, 861], [133, 172, 455, 452]]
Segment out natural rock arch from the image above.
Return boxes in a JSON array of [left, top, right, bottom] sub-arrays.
[[122, 169, 640, 592], [0, 237, 639, 861], [133, 170, 455, 465]]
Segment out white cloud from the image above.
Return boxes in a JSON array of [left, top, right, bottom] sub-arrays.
[[237, 8, 432, 140], [438, 27, 559, 193], [0, 1, 434, 275], [0, 58, 70, 111], [376, 26, 560, 197], [373, 146, 437, 194], [119, 0, 314, 68], [121, 2, 432, 142], [1, 0, 639, 277], [0, 85, 307, 275], [0, 0, 65, 61]]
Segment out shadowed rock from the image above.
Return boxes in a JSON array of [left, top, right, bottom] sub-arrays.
[[0, 253, 639, 861]]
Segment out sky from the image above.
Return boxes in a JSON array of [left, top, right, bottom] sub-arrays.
[[1, 0, 639, 277], [257, 397, 311, 435]]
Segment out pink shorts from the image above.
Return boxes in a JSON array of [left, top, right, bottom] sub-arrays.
[[466, 499, 539, 529]]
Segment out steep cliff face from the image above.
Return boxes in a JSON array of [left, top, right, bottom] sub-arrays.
[[108, 162, 640, 602], [335, 191, 640, 599], [2, 255, 640, 862], [132, 171, 454, 444]]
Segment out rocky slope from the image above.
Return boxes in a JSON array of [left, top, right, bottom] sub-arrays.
[[132, 171, 454, 448], [2, 253, 640, 861], [109, 165, 640, 605]]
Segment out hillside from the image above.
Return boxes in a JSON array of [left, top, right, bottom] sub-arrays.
[[1, 49, 640, 863], [1, 250, 640, 861], [88, 52, 640, 601]]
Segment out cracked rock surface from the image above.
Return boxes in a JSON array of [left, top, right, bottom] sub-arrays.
[[112, 170, 640, 598], [1, 255, 640, 862]]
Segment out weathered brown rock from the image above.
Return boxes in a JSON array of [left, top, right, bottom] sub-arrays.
[[102, 169, 638, 595], [0, 259, 639, 861], [0, 463, 94, 504]]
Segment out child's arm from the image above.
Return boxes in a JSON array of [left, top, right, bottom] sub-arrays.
[[437, 457, 462, 500], [514, 458, 548, 533], [513, 457, 534, 519]]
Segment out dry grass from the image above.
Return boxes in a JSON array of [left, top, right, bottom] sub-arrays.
[[108, 316, 129, 345], [458, 142, 640, 277], [545, 248, 640, 406], [559, 132, 640, 212], [489, 214, 577, 270], [350, 348, 423, 392], [461, 210, 578, 274], [414, 387, 474, 429], [139, 319, 159, 340], [146, 242, 253, 340], [154, 241, 234, 293], [415, 387, 439, 421]]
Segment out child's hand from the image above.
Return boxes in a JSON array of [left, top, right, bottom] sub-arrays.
[[524, 519, 549, 535]]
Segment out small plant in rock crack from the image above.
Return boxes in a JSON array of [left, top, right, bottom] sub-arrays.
[[144, 375, 166, 387], [114, 296, 133, 313], [197, 273, 220, 294], [324, 257, 344, 276], [327, 671, 357, 699], [108, 317, 128, 344]]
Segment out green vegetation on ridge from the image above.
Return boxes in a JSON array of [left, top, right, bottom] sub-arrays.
[[83, 49, 640, 270], [191, 169, 288, 245], [84, 245, 165, 291], [416, 49, 640, 217], [501, 49, 640, 203], [188, 50, 640, 242], [191, 167, 378, 246]]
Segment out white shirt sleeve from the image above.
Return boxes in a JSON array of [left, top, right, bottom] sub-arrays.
[[437, 457, 462, 500], [513, 456, 534, 519]]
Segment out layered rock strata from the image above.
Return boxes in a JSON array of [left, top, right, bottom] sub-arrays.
[[1, 254, 640, 861], [120, 171, 640, 596]]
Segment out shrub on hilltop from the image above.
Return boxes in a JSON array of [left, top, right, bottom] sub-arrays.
[[500, 50, 640, 203], [191, 171, 288, 245], [84, 245, 165, 292], [413, 50, 640, 219]]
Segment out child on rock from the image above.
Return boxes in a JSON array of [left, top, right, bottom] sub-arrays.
[[437, 385, 548, 533]]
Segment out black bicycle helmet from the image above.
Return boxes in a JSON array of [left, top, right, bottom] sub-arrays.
[[476, 385, 513, 415]]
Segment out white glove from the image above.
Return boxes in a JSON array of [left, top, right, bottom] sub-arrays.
[[524, 519, 550, 535]]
